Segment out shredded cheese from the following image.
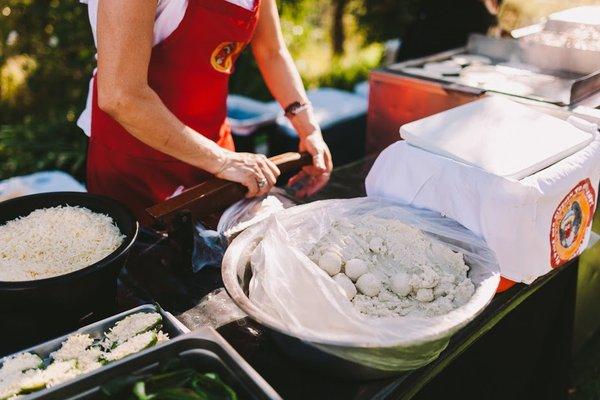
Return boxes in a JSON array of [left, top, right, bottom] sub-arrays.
[[0, 206, 125, 281]]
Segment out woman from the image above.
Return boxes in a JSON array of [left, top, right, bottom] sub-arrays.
[[78, 0, 333, 223]]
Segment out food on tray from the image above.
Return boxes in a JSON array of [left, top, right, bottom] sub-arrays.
[[0, 206, 125, 281], [523, 25, 600, 52], [0, 312, 168, 399], [102, 331, 158, 363], [423, 60, 462, 75], [308, 215, 475, 318], [50, 334, 103, 373], [104, 312, 163, 348], [451, 54, 492, 66], [0, 354, 42, 378], [99, 360, 238, 400]]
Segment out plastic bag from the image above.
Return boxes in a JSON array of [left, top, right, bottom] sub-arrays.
[[217, 188, 296, 241], [243, 197, 500, 370], [178, 289, 247, 330], [191, 188, 296, 272]]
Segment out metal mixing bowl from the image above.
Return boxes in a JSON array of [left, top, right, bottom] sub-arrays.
[[221, 200, 500, 379]]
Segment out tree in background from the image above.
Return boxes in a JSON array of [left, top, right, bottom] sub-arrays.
[[331, 0, 348, 55], [354, 0, 419, 43]]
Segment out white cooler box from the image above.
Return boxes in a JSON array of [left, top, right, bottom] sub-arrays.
[[366, 97, 600, 284]]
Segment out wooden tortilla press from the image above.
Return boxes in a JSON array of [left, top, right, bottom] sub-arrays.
[[145, 152, 312, 265]]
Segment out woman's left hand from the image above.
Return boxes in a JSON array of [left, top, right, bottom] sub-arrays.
[[288, 130, 333, 197]]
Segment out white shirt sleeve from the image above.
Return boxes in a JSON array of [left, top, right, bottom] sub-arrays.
[[79, 0, 188, 47]]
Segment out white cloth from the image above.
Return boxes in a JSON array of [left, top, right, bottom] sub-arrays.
[[0, 171, 86, 202], [399, 97, 594, 180], [366, 135, 600, 284], [77, 0, 256, 136]]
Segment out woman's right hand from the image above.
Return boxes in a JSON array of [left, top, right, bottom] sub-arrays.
[[215, 151, 281, 197]]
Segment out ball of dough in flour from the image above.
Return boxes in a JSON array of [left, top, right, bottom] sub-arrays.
[[390, 272, 412, 297], [356, 273, 382, 297], [344, 258, 368, 281], [318, 251, 342, 276], [415, 288, 434, 302], [369, 237, 385, 253], [333, 273, 357, 301]]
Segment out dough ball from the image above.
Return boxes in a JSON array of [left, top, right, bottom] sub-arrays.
[[390, 272, 412, 297], [318, 251, 342, 276], [369, 237, 385, 253], [415, 288, 434, 302], [356, 273, 382, 297], [333, 273, 357, 301], [344, 258, 368, 281], [410, 266, 439, 289]]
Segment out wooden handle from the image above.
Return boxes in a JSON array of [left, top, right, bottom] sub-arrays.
[[146, 152, 312, 228]]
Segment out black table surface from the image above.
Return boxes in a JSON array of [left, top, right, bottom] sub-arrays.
[[113, 157, 600, 399]]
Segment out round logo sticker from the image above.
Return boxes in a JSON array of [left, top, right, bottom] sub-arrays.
[[550, 178, 596, 267], [211, 42, 244, 74]]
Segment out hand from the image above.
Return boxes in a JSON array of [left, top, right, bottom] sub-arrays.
[[215, 151, 281, 198], [288, 131, 333, 197]]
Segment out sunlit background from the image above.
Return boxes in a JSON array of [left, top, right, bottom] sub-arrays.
[[0, 0, 597, 182]]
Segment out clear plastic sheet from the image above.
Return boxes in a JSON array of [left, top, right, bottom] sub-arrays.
[[217, 188, 296, 241], [178, 288, 247, 329], [228, 197, 500, 371], [192, 188, 296, 272]]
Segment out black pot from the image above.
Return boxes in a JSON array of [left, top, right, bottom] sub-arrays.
[[0, 192, 138, 352]]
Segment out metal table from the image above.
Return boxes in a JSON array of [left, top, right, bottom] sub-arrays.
[[117, 156, 599, 400]]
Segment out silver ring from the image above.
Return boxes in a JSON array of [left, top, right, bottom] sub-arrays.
[[257, 178, 267, 189]]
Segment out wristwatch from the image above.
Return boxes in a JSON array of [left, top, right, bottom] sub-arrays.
[[284, 101, 311, 118]]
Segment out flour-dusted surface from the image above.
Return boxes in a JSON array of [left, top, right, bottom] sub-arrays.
[[0, 206, 125, 281], [309, 215, 475, 318]]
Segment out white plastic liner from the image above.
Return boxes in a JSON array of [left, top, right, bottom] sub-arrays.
[[235, 197, 500, 371], [217, 188, 296, 241], [192, 189, 295, 272]]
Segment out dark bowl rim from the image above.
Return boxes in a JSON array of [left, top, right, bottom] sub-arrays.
[[0, 191, 139, 289]]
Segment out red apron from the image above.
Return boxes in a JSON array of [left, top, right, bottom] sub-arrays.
[[87, 0, 260, 224]]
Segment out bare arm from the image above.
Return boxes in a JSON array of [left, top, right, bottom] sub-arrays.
[[251, 0, 333, 197], [96, 0, 278, 197]]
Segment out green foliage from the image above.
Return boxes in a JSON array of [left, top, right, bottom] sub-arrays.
[[1, 0, 94, 180], [0, 122, 87, 181], [354, 0, 420, 42]]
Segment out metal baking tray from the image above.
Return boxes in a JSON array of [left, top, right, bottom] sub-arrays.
[[32, 328, 282, 400], [388, 33, 600, 106], [1, 304, 189, 399]]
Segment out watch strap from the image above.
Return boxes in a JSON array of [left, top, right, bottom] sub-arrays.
[[284, 101, 311, 118]]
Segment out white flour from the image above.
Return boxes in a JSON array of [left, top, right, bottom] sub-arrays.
[[309, 215, 475, 318]]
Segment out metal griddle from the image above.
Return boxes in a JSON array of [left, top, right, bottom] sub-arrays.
[[388, 34, 600, 106]]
